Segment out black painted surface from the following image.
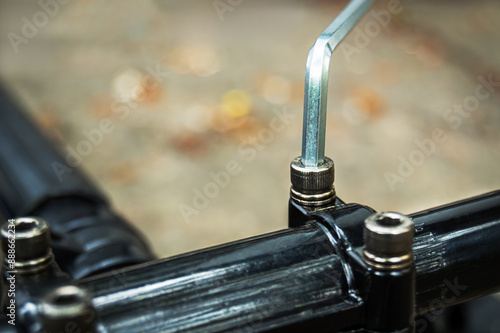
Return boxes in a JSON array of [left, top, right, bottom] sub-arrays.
[[81, 224, 363, 333], [0, 85, 154, 279]]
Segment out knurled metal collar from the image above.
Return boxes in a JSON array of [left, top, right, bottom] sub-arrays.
[[362, 212, 414, 270], [1, 217, 54, 272], [290, 156, 335, 206]]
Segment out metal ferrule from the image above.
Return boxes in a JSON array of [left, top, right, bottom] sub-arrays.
[[290, 156, 336, 206], [39, 285, 97, 333], [0, 217, 55, 273], [362, 212, 414, 270]]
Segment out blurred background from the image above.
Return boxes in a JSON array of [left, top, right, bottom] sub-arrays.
[[0, 0, 499, 258]]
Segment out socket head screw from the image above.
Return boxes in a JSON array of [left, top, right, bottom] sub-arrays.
[[39, 285, 97, 333], [0, 217, 53, 272], [362, 212, 414, 270]]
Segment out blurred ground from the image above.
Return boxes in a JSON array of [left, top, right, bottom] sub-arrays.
[[0, 0, 499, 257]]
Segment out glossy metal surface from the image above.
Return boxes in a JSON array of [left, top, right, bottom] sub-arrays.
[[78, 192, 500, 332], [39, 285, 97, 333], [81, 224, 363, 333], [301, 0, 372, 167], [363, 214, 416, 331], [0, 217, 53, 273], [410, 190, 500, 312], [363, 212, 414, 270], [0, 85, 154, 278], [0, 191, 487, 332], [364, 266, 416, 332], [307, 191, 500, 311]]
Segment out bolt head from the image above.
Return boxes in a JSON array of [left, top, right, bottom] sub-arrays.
[[39, 286, 96, 333], [363, 212, 414, 269], [1, 217, 52, 267]]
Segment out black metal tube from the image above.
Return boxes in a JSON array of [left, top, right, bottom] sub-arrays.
[[309, 191, 500, 314], [0, 84, 154, 278], [78, 191, 500, 332], [410, 190, 500, 313], [81, 223, 364, 333], [0, 85, 106, 216]]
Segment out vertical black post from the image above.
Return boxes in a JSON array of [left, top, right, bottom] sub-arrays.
[[363, 212, 416, 332]]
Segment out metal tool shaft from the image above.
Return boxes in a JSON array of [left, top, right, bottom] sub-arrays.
[[301, 0, 372, 167]]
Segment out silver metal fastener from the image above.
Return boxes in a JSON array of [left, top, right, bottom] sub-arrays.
[[39, 285, 97, 333], [0, 217, 54, 273], [362, 212, 414, 270]]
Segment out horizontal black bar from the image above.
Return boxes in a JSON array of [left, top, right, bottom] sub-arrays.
[[410, 190, 500, 313], [81, 224, 363, 333], [79, 191, 500, 332]]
